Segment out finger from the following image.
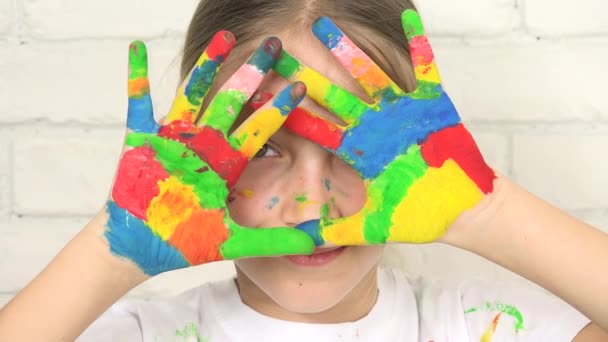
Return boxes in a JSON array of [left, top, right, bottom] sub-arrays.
[[127, 41, 159, 133], [199, 37, 282, 135], [220, 220, 315, 259], [249, 91, 346, 151], [273, 49, 369, 125], [165, 30, 235, 124], [312, 17, 405, 102], [401, 10, 443, 92], [231, 82, 307, 158]]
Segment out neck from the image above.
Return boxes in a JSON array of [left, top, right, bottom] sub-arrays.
[[235, 267, 379, 323]]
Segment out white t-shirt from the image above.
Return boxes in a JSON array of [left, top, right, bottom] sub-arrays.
[[78, 268, 590, 341]]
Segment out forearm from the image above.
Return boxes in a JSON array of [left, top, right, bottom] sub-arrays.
[[0, 210, 149, 341], [446, 172, 608, 331]]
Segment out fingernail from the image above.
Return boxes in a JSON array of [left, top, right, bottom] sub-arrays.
[[263, 37, 282, 59], [291, 81, 307, 100]]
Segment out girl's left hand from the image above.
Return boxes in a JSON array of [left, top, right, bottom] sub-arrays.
[[269, 10, 496, 246]]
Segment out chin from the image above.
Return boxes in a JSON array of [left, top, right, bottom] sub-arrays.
[[235, 245, 385, 314]]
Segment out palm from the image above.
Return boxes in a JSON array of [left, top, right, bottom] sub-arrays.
[[272, 10, 496, 246], [105, 34, 313, 276]]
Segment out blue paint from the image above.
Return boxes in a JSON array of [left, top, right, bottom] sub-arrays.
[[267, 196, 280, 210], [127, 94, 159, 133], [295, 219, 325, 246], [312, 17, 343, 50], [337, 89, 461, 179], [185, 59, 219, 107], [273, 83, 305, 115], [105, 201, 189, 276], [248, 37, 281, 73]]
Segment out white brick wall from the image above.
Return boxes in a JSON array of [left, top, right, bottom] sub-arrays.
[[1, 0, 607, 308]]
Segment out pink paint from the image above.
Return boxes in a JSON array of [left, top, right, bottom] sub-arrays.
[[330, 35, 373, 78], [222, 64, 264, 97], [284, 246, 346, 266]]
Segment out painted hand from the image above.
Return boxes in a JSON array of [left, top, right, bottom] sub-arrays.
[[105, 32, 314, 276], [269, 10, 496, 246]]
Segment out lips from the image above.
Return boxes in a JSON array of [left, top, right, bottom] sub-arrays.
[[284, 246, 347, 266]]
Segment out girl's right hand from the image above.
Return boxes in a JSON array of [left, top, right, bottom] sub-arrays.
[[105, 32, 314, 277]]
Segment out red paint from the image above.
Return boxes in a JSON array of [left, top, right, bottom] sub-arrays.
[[409, 36, 434, 68], [112, 147, 169, 220], [284, 246, 346, 266], [250, 92, 344, 150], [187, 126, 248, 188], [158, 118, 201, 144], [420, 124, 496, 194], [206, 30, 235, 62], [169, 207, 228, 264]]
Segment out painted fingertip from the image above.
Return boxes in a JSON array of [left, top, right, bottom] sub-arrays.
[[250, 91, 274, 110], [312, 16, 344, 50], [129, 40, 148, 79], [206, 30, 236, 63], [401, 9, 425, 42], [273, 82, 306, 116], [248, 36, 282, 72], [295, 220, 325, 247]]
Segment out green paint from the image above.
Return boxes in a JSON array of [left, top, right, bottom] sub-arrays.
[[201, 89, 248, 135], [126, 133, 228, 209], [320, 203, 330, 219], [295, 193, 308, 203], [465, 301, 525, 332], [323, 83, 368, 123], [410, 80, 443, 99], [401, 9, 425, 42], [174, 322, 208, 342], [220, 218, 315, 259], [273, 50, 301, 78], [129, 41, 148, 80], [362, 145, 428, 243]]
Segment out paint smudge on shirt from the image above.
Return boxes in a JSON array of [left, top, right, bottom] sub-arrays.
[[174, 322, 208, 342]]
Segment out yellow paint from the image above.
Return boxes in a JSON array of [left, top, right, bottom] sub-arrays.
[[234, 106, 286, 158], [481, 313, 502, 342], [320, 192, 372, 245], [146, 177, 199, 240], [414, 61, 442, 84], [241, 189, 254, 198], [294, 67, 333, 111], [388, 159, 483, 243]]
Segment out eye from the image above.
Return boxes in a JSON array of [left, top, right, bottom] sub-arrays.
[[253, 143, 279, 159]]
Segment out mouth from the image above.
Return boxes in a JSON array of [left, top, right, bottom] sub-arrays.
[[283, 246, 347, 266]]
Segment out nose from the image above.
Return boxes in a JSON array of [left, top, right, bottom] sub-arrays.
[[279, 145, 366, 245]]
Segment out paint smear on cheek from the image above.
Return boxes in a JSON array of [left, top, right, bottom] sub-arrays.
[[323, 178, 331, 191], [267, 196, 280, 210]]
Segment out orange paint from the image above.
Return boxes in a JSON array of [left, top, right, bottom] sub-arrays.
[[169, 207, 228, 264]]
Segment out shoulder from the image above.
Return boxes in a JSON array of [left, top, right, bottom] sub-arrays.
[[383, 268, 590, 341]]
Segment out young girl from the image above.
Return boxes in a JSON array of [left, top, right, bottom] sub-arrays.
[[1, 0, 607, 341]]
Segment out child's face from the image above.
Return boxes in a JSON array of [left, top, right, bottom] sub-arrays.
[[207, 28, 385, 315]]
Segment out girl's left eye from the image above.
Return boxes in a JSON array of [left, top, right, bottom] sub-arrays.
[[253, 143, 279, 159]]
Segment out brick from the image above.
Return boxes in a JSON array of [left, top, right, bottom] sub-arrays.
[[513, 134, 608, 210], [23, 0, 199, 39], [436, 44, 608, 121], [414, 0, 518, 35], [13, 128, 123, 215], [0, 218, 87, 291], [0, 40, 181, 124], [0, 0, 13, 35], [525, 0, 608, 35], [0, 132, 9, 218]]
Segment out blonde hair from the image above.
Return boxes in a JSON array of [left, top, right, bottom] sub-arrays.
[[181, 0, 418, 92]]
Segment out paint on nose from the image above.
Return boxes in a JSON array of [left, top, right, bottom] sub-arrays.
[[295, 219, 325, 246]]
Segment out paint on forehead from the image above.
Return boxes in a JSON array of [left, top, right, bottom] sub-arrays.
[[105, 201, 189, 276], [267, 196, 280, 210]]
